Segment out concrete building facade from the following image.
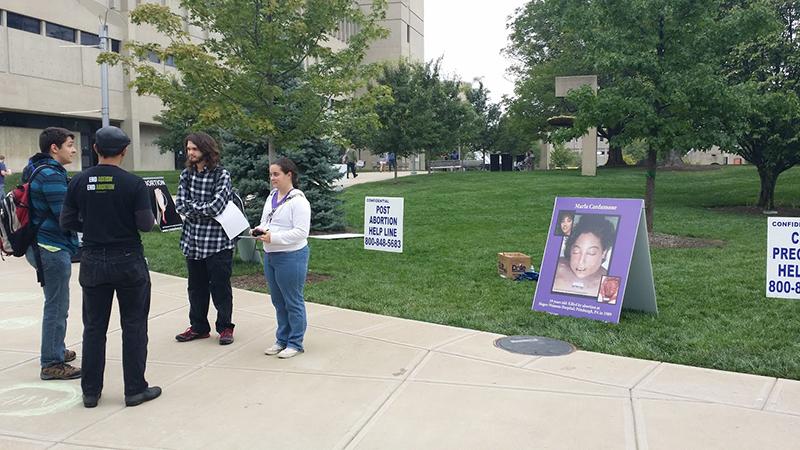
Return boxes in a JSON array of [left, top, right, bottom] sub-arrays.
[[356, 0, 424, 171], [0, 0, 423, 173]]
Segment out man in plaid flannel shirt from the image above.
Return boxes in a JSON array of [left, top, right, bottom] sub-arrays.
[[174, 132, 236, 345]]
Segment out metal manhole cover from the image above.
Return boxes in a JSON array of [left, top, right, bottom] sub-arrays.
[[494, 335, 575, 356]]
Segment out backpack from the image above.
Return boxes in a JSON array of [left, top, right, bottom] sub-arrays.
[[0, 165, 50, 257], [211, 166, 246, 214], [232, 190, 245, 214]]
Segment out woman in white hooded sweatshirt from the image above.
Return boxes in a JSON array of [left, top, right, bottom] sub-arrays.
[[252, 158, 311, 359]]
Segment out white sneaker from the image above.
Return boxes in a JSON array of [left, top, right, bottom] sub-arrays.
[[264, 344, 286, 356], [277, 347, 303, 359]]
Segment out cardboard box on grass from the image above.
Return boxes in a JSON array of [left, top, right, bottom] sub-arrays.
[[498, 252, 531, 279]]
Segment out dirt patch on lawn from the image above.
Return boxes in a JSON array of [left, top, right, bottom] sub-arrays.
[[657, 164, 724, 172], [711, 206, 800, 217], [231, 272, 332, 291], [649, 232, 725, 249]]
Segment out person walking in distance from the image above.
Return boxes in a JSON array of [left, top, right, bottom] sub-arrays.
[[174, 132, 236, 345], [24, 127, 81, 380], [61, 126, 161, 408], [0, 154, 11, 194], [344, 148, 358, 179]]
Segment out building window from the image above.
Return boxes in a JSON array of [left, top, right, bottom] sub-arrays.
[[81, 31, 101, 47], [147, 50, 161, 63], [46, 22, 76, 42], [165, 55, 176, 67], [407, 24, 410, 43], [80, 32, 120, 52], [7, 11, 41, 34]]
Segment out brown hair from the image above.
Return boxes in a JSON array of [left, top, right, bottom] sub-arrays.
[[184, 132, 220, 170], [271, 157, 300, 188]]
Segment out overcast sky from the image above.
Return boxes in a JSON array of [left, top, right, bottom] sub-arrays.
[[424, 0, 528, 105]]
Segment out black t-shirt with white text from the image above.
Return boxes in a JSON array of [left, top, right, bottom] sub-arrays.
[[65, 165, 151, 249]]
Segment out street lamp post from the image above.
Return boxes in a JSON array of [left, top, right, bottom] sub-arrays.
[[99, 21, 110, 127]]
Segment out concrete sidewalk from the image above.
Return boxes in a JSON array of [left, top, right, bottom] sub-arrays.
[[333, 170, 420, 190], [1, 254, 798, 449]]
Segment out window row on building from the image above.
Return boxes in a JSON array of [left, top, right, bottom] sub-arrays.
[[335, 19, 361, 44], [0, 9, 122, 53]]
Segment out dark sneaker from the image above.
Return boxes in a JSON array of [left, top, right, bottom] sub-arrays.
[[175, 327, 210, 342], [83, 393, 101, 408], [40, 363, 81, 380], [64, 349, 76, 362], [125, 386, 162, 407], [219, 328, 234, 345]]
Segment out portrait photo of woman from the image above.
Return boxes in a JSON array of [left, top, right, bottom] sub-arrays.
[[551, 214, 618, 297], [555, 210, 575, 236]]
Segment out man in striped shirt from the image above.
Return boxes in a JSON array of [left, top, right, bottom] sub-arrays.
[[174, 132, 236, 345], [23, 127, 81, 380]]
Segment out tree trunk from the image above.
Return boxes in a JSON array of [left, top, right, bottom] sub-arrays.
[[604, 144, 628, 167], [757, 168, 777, 211], [268, 137, 276, 164], [644, 148, 657, 233]]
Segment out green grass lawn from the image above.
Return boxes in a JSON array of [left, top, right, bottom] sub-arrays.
[[138, 165, 798, 379]]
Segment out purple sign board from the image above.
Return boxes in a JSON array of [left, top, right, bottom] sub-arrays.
[[532, 197, 657, 324]]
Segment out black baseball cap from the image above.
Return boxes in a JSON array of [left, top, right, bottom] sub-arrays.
[[95, 126, 131, 156]]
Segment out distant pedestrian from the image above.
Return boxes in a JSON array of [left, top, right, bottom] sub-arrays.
[[174, 132, 236, 346], [344, 148, 358, 179], [387, 152, 396, 171], [523, 151, 534, 171], [61, 126, 161, 408], [252, 158, 311, 359], [0, 154, 11, 194]]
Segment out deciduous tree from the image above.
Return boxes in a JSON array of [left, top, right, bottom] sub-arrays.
[[514, 0, 737, 231], [101, 0, 388, 162], [721, 0, 800, 210]]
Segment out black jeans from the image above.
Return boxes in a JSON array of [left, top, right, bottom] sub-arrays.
[[186, 249, 234, 334], [346, 162, 357, 178], [79, 247, 151, 396]]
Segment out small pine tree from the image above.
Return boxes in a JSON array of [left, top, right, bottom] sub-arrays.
[[222, 136, 346, 232], [220, 137, 270, 225], [283, 138, 347, 232]]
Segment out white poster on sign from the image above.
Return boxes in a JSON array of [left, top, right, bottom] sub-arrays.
[[364, 197, 404, 253], [766, 217, 800, 299]]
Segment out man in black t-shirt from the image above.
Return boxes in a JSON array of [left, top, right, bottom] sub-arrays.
[[61, 126, 161, 408]]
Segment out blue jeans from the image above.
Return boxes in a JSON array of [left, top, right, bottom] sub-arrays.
[[264, 246, 309, 351], [26, 247, 72, 367]]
